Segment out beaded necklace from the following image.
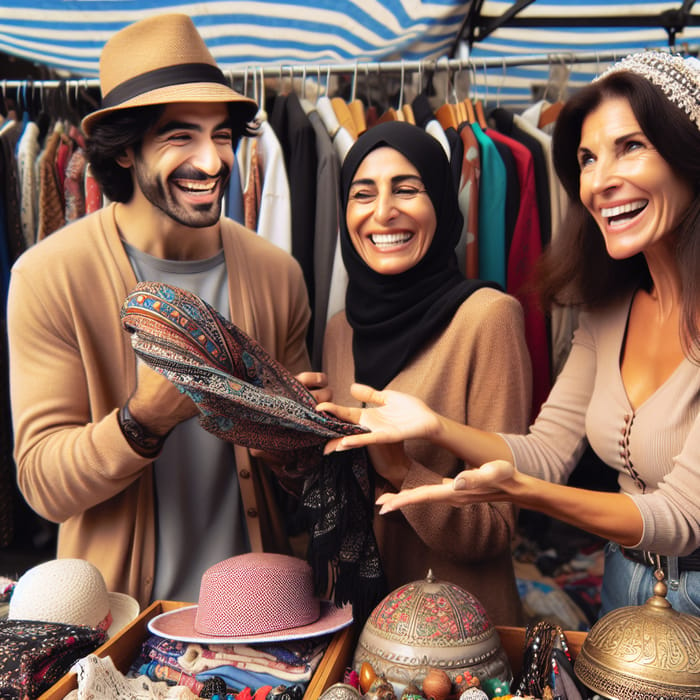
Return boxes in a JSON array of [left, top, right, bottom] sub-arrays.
[[513, 620, 573, 698]]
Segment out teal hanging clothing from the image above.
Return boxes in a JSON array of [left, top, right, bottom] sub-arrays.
[[472, 122, 506, 288]]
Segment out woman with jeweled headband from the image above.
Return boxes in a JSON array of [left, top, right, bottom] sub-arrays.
[[319, 52, 700, 616]]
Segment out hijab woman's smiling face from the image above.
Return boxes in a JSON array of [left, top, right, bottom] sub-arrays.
[[345, 147, 437, 275]]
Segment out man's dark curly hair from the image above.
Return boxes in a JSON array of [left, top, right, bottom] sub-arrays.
[[85, 103, 256, 203]]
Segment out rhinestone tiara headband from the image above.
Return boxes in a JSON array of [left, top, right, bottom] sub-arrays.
[[596, 51, 700, 130]]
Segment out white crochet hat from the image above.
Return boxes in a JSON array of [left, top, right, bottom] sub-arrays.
[[8, 558, 139, 638]]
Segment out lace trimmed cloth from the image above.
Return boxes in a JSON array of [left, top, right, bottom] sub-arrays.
[[66, 654, 198, 700], [120, 281, 386, 622]]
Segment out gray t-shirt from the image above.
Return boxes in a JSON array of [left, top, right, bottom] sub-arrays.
[[124, 242, 249, 603]]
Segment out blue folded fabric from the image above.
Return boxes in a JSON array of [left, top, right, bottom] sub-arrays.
[[196, 666, 306, 692]]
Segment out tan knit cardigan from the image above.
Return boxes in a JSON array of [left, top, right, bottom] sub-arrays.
[[8, 203, 311, 606]]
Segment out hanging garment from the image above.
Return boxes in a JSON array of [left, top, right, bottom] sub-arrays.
[[225, 156, 246, 225], [411, 93, 450, 159], [120, 281, 386, 622], [303, 105, 342, 370], [487, 127, 551, 419], [314, 95, 353, 332], [518, 102, 578, 380], [330, 97, 359, 140], [456, 122, 480, 279], [315, 96, 354, 161], [471, 121, 506, 288], [489, 133, 520, 268], [84, 164, 103, 214], [65, 147, 87, 223], [490, 107, 552, 248], [269, 92, 318, 345], [237, 120, 292, 253], [36, 127, 66, 241], [0, 119, 25, 261], [16, 120, 40, 249]]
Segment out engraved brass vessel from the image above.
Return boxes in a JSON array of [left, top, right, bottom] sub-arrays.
[[574, 572, 700, 699], [352, 570, 511, 697]]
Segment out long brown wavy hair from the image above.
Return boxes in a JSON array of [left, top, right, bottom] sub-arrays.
[[537, 70, 700, 361]]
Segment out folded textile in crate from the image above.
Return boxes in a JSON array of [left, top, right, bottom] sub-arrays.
[[0, 619, 105, 700], [128, 633, 327, 694], [121, 281, 387, 622]]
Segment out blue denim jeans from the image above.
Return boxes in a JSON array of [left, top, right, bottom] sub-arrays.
[[600, 541, 700, 617]]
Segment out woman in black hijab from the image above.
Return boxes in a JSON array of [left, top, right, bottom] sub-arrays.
[[322, 121, 532, 626]]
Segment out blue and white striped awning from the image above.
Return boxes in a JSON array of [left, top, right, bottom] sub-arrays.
[[0, 0, 469, 77], [1, 1, 700, 108], [463, 1, 700, 108]]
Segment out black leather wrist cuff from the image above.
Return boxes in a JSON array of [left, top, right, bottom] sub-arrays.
[[118, 402, 166, 458]]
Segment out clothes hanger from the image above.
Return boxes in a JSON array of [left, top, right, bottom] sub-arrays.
[[331, 95, 358, 139], [472, 61, 489, 129], [347, 61, 368, 136], [457, 61, 477, 125], [298, 65, 321, 116], [363, 64, 379, 128], [435, 60, 460, 130], [327, 66, 357, 138], [376, 64, 403, 124], [538, 98, 564, 128], [538, 55, 569, 128], [397, 62, 415, 124], [254, 66, 268, 121]]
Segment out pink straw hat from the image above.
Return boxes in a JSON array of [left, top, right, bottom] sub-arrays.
[[148, 553, 353, 644]]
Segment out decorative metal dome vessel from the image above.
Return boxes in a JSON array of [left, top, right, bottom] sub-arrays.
[[575, 571, 700, 699], [352, 570, 512, 696]]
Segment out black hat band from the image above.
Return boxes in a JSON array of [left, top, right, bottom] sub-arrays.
[[101, 63, 228, 108]]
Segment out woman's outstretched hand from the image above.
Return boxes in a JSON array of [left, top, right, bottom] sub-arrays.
[[375, 459, 515, 512], [316, 383, 441, 454]]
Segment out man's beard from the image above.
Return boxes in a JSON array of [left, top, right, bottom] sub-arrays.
[[134, 162, 231, 228]]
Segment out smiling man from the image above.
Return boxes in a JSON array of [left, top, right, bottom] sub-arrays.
[[7, 14, 319, 607]]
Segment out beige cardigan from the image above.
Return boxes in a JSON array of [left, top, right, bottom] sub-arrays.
[[323, 288, 532, 626], [8, 203, 311, 606]]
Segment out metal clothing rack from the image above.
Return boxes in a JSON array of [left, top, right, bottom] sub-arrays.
[[0, 49, 676, 92], [1, 48, 695, 114]]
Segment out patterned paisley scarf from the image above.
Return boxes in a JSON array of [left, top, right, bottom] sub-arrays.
[[121, 281, 386, 622], [0, 620, 105, 700]]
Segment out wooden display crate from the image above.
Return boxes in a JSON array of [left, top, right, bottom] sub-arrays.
[[38, 600, 357, 700], [496, 625, 586, 678], [38, 601, 586, 700]]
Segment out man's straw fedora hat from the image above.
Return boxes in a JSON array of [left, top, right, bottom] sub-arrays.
[[81, 13, 257, 136]]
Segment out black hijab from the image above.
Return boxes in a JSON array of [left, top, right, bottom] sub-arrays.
[[340, 121, 497, 389]]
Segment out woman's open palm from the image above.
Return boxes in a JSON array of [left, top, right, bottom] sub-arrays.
[[317, 383, 441, 452], [376, 460, 516, 512]]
